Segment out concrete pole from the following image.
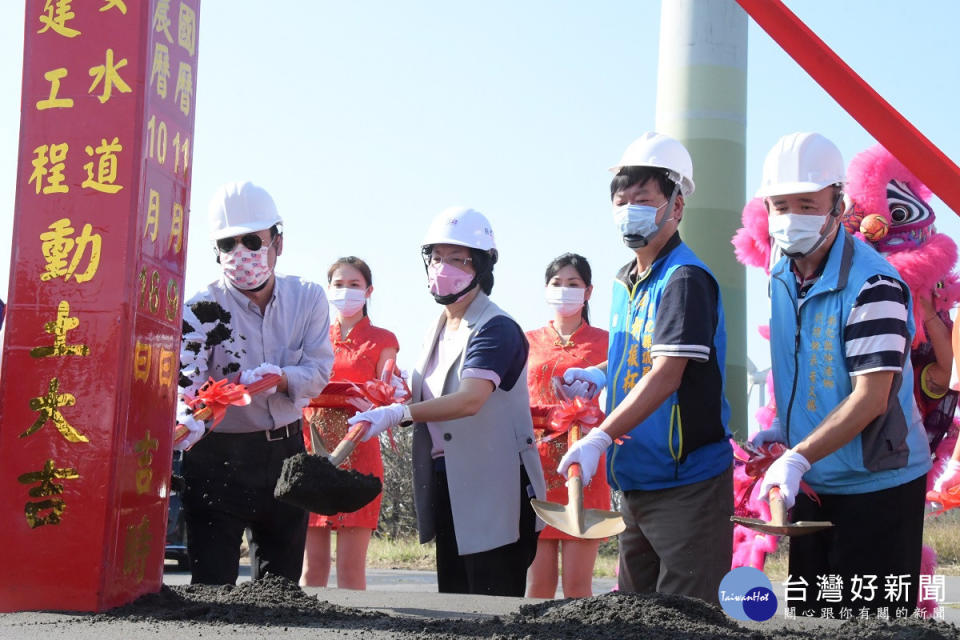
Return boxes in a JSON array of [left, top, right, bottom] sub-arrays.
[[655, 0, 749, 439]]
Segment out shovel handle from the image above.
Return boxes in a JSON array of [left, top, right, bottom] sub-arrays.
[[173, 406, 214, 444], [329, 420, 369, 466], [768, 486, 787, 527], [566, 422, 583, 481]]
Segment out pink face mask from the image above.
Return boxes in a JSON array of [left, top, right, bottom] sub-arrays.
[[427, 262, 473, 300], [220, 246, 273, 290]]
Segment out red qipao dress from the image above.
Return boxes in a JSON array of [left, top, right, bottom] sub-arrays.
[[302, 316, 399, 529], [525, 322, 612, 540]]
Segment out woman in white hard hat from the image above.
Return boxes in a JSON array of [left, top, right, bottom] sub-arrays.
[[525, 253, 611, 599], [348, 207, 546, 596], [300, 257, 399, 590]]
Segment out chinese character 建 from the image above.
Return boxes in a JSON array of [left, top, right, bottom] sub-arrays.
[[38, 0, 80, 38]]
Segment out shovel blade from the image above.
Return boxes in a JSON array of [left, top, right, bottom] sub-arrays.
[[532, 499, 625, 539], [730, 515, 833, 537]]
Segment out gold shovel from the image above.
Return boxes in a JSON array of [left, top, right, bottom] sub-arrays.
[[531, 423, 626, 539], [730, 487, 833, 537]]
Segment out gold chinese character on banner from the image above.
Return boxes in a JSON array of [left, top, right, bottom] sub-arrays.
[[30, 300, 90, 358], [21, 377, 88, 443], [39, 218, 102, 283], [133, 341, 152, 382], [88, 48, 132, 104], [100, 0, 127, 13], [82, 137, 124, 193], [144, 189, 160, 242], [627, 343, 639, 367], [18, 459, 80, 528], [38, 0, 80, 38], [622, 370, 639, 392], [134, 431, 159, 494], [28, 143, 69, 195], [153, 0, 173, 42], [178, 2, 197, 55], [174, 62, 192, 116], [168, 202, 184, 253], [122, 516, 152, 582], [159, 347, 177, 387], [150, 43, 170, 99], [36, 68, 73, 110]]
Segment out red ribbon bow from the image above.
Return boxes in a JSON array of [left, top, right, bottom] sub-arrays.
[[735, 442, 820, 512], [345, 376, 411, 450], [926, 486, 960, 516], [537, 397, 604, 444], [188, 377, 252, 426]]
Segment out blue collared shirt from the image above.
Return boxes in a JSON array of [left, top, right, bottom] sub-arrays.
[[178, 273, 334, 433]]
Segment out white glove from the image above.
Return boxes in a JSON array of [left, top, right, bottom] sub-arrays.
[[934, 459, 960, 493], [240, 362, 282, 394], [561, 366, 606, 400], [174, 414, 205, 452], [758, 448, 811, 509], [348, 403, 405, 442], [557, 428, 613, 486], [389, 373, 409, 401], [750, 417, 787, 448]]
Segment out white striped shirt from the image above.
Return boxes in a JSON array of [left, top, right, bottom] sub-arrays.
[[843, 275, 910, 375]]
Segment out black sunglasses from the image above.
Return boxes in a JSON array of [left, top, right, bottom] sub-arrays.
[[216, 233, 271, 253]]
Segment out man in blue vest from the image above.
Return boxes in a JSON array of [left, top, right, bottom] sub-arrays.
[[752, 132, 930, 617], [559, 132, 733, 603]]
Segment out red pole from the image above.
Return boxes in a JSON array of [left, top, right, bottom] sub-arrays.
[[736, 0, 960, 215]]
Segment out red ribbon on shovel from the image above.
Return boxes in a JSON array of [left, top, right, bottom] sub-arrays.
[[539, 397, 604, 444], [926, 485, 960, 516], [735, 441, 820, 513], [173, 373, 284, 446]]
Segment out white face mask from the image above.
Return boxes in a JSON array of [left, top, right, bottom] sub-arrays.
[[328, 287, 367, 316], [545, 286, 585, 317], [768, 213, 831, 257], [220, 246, 273, 290]]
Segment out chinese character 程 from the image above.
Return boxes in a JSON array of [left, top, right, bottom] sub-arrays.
[[39, 218, 102, 283], [850, 574, 878, 602], [38, 0, 80, 38], [134, 430, 159, 494], [168, 202, 184, 253], [82, 137, 124, 193], [144, 189, 160, 242], [133, 341, 152, 382], [783, 575, 809, 604], [122, 515, 152, 582], [178, 3, 197, 55], [919, 575, 945, 604], [18, 458, 79, 528], [150, 43, 170, 98], [30, 300, 90, 358], [817, 574, 844, 603], [153, 0, 173, 42], [884, 574, 912, 604], [37, 68, 74, 110], [21, 377, 88, 443], [28, 143, 69, 195], [88, 48, 132, 104], [174, 62, 193, 116], [100, 0, 127, 13]]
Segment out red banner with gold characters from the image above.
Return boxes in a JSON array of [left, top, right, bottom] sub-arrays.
[[0, 0, 200, 612]]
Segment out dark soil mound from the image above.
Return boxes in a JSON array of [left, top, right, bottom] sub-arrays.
[[274, 452, 382, 515], [833, 617, 960, 640], [95, 574, 381, 625]]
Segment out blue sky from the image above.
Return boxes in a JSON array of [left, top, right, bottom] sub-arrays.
[[1, 1, 958, 424]]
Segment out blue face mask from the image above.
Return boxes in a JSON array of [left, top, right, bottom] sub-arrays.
[[612, 202, 668, 248]]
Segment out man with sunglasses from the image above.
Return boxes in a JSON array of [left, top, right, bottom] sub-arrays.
[[175, 180, 334, 585]]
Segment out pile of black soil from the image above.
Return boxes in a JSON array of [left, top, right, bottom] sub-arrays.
[[94, 574, 381, 625], [274, 452, 382, 515], [832, 617, 960, 640]]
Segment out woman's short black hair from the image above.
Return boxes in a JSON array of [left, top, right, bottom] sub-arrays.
[[545, 252, 592, 324], [470, 248, 496, 295], [609, 166, 676, 201]]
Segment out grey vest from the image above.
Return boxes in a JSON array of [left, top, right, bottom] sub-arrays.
[[410, 293, 546, 555]]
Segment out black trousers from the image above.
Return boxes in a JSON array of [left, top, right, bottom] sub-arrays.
[[787, 473, 926, 616], [181, 422, 308, 585], [433, 458, 539, 596]]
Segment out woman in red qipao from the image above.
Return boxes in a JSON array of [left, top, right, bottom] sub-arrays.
[[525, 253, 611, 599], [300, 257, 399, 590]]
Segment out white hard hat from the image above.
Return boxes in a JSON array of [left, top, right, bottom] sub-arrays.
[[756, 132, 845, 198], [422, 206, 497, 253], [610, 132, 695, 196], [208, 181, 283, 240]]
